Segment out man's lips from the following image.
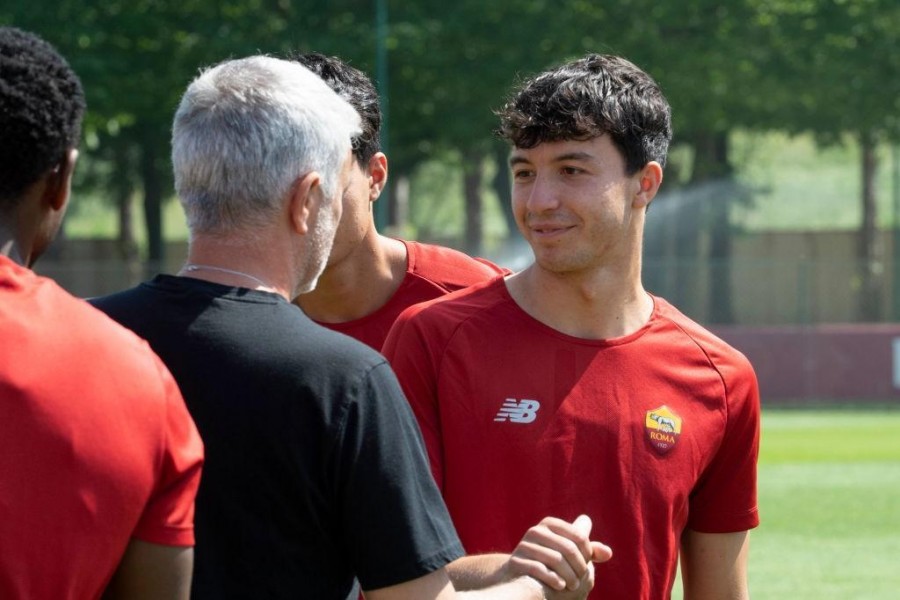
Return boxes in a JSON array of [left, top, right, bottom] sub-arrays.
[[529, 222, 576, 236]]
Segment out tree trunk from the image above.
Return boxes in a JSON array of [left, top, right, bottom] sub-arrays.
[[892, 144, 900, 320], [115, 151, 141, 287], [858, 130, 881, 321], [673, 131, 732, 322], [491, 143, 517, 237], [140, 135, 165, 273], [113, 142, 139, 265], [691, 131, 734, 324], [389, 174, 410, 237], [463, 151, 484, 255]]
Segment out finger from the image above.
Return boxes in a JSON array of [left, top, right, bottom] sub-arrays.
[[510, 540, 580, 590], [572, 514, 592, 537], [519, 528, 591, 586], [584, 561, 596, 590], [590, 541, 613, 563], [508, 555, 566, 590], [532, 519, 593, 564]]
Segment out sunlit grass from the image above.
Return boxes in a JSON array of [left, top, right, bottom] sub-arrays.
[[672, 409, 900, 600]]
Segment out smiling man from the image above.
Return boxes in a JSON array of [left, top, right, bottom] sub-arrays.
[[384, 54, 761, 600]]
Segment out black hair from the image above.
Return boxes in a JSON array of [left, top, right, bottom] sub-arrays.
[[292, 52, 381, 166], [0, 27, 85, 209], [497, 54, 672, 174]]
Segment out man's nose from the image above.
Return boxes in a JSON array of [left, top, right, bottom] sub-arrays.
[[524, 174, 561, 212]]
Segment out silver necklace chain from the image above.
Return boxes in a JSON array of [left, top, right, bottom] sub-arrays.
[[182, 263, 274, 290]]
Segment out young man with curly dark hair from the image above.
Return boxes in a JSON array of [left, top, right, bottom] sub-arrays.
[[384, 54, 761, 600], [0, 26, 203, 599]]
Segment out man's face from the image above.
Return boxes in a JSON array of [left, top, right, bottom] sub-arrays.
[[295, 151, 354, 294], [509, 135, 644, 275], [323, 153, 383, 270], [30, 151, 77, 267]]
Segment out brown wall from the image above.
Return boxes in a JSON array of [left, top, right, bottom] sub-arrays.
[[713, 324, 900, 404]]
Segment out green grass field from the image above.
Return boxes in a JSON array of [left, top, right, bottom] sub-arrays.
[[672, 408, 900, 599]]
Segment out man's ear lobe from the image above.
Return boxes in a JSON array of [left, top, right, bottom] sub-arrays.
[[45, 149, 79, 211], [289, 171, 321, 235], [368, 152, 388, 201], [633, 161, 663, 209]]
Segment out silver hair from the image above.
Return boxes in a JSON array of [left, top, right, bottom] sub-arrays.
[[172, 55, 361, 235]]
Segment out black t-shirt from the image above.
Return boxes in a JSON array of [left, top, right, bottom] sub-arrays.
[[92, 275, 463, 599]]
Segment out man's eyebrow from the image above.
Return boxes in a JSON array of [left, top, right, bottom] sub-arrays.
[[555, 151, 593, 162], [508, 151, 595, 167]]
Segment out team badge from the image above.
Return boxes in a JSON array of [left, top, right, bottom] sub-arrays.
[[645, 405, 682, 454]]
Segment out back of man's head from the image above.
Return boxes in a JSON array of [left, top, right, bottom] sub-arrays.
[[172, 56, 361, 236], [292, 53, 381, 167], [497, 54, 672, 174], [0, 27, 85, 213]]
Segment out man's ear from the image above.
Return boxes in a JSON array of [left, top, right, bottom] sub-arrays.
[[43, 148, 79, 212], [632, 161, 663, 209], [367, 152, 388, 202], [288, 171, 322, 235]]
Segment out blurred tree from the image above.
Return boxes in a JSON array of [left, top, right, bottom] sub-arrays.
[[4, 0, 898, 325], [745, 0, 900, 321], [2, 0, 371, 267]]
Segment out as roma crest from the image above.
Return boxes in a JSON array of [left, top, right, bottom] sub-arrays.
[[645, 405, 682, 455]]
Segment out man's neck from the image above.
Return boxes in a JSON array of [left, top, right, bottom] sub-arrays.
[[181, 235, 293, 300], [296, 234, 407, 323], [1, 211, 36, 267], [0, 238, 26, 266], [505, 263, 653, 340]]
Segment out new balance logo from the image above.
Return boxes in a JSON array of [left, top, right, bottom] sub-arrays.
[[494, 398, 541, 423]]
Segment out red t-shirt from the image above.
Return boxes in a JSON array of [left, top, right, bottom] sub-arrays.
[[383, 278, 760, 600], [316, 240, 508, 350], [0, 256, 203, 599]]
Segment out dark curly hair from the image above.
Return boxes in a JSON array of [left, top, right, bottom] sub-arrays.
[[497, 54, 672, 175], [291, 52, 381, 167], [0, 27, 85, 210]]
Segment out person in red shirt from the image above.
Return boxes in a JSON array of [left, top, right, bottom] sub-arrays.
[[290, 54, 617, 596], [0, 26, 203, 599], [292, 53, 507, 351], [384, 54, 761, 600]]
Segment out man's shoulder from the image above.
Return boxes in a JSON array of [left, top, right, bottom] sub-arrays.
[[3, 269, 170, 384], [393, 276, 508, 336], [89, 278, 160, 315], [405, 240, 509, 292], [653, 296, 754, 371]]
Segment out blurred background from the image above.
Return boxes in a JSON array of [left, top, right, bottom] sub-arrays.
[[3, 2, 899, 596], [3, 0, 900, 404]]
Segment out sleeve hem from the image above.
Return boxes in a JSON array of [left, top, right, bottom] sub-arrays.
[[358, 542, 465, 591], [132, 525, 195, 547]]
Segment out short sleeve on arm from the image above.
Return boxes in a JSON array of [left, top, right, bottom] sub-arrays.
[[688, 355, 761, 533], [334, 361, 463, 592], [133, 359, 204, 546]]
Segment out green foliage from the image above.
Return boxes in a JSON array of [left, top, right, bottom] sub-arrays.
[[745, 0, 900, 140], [3, 0, 898, 253], [732, 132, 898, 231]]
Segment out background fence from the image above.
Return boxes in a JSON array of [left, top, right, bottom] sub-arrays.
[[34, 230, 900, 406]]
